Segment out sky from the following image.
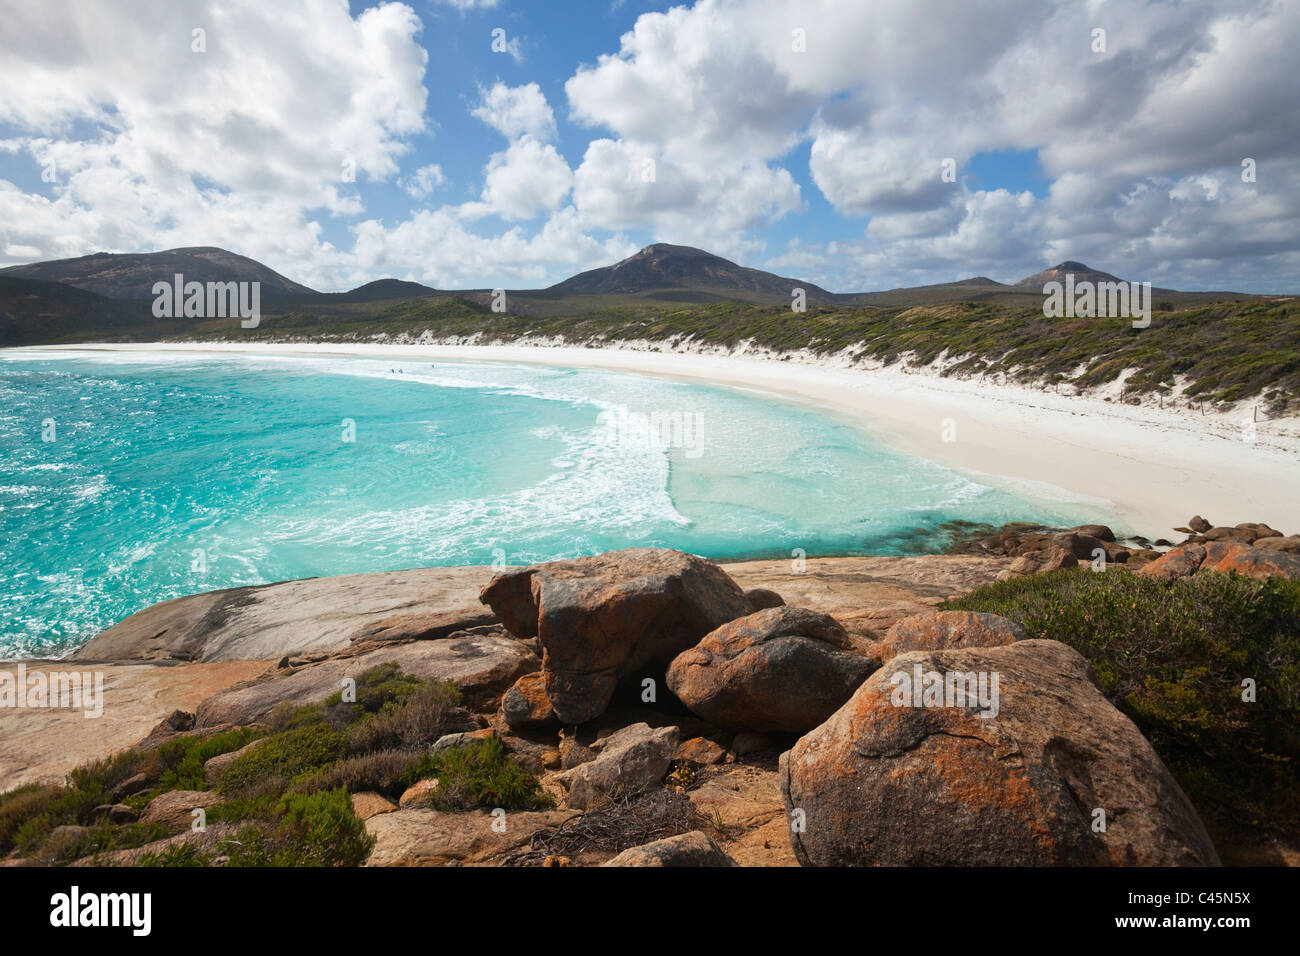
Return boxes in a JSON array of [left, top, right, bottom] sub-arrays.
[[0, 0, 1297, 294]]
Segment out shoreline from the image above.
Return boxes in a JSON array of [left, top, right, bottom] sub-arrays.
[[10, 339, 1300, 539]]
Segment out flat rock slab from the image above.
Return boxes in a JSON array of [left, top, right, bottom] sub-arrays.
[[687, 763, 798, 867], [364, 808, 574, 866], [0, 660, 270, 790], [73, 566, 500, 663], [721, 555, 1012, 637], [194, 634, 539, 727]]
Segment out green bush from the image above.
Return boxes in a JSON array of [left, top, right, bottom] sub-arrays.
[[222, 789, 374, 867], [0, 784, 58, 855], [216, 724, 344, 796], [292, 749, 433, 799], [427, 737, 553, 812], [154, 726, 265, 792], [344, 679, 463, 754], [943, 569, 1300, 843], [4, 750, 146, 854]]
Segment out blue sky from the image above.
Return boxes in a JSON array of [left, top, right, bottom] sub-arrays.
[[1, 0, 1297, 293]]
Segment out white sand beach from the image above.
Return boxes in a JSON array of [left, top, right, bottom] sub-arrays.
[[20, 340, 1300, 540]]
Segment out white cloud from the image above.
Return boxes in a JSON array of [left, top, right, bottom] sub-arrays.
[[0, 0, 429, 287], [460, 136, 574, 221], [400, 164, 447, 199], [471, 82, 557, 141]]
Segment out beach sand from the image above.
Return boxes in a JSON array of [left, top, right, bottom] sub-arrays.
[[19, 340, 1300, 540]]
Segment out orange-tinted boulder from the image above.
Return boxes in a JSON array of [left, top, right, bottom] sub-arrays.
[[666, 606, 877, 733], [480, 549, 754, 724], [780, 640, 1220, 866], [877, 610, 1024, 663]]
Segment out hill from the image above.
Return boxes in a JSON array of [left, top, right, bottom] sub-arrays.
[[0, 247, 316, 300], [543, 243, 836, 305]]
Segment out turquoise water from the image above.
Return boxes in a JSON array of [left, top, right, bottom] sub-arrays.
[[0, 350, 1112, 658]]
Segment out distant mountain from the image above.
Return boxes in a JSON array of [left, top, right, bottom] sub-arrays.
[[331, 278, 439, 303], [0, 246, 316, 300], [1015, 261, 1124, 289], [544, 243, 836, 304]]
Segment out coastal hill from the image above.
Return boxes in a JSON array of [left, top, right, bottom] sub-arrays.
[[0, 246, 315, 301], [1015, 260, 1125, 289], [542, 242, 837, 305]]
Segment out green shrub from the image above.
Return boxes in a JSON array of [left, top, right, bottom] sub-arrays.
[[153, 726, 265, 792], [292, 749, 432, 798], [944, 569, 1300, 843], [0, 784, 58, 854], [216, 724, 344, 797], [4, 750, 146, 854], [427, 737, 553, 812], [221, 789, 374, 867], [344, 679, 463, 753]]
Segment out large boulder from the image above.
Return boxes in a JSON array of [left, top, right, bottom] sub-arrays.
[[1007, 546, 1077, 575], [194, 632, 538, 727], [666, 607, 876, 733], [139, 789, 223, 832], [1139, 541, 1300, 582], [602, 831, 739, 867], [877, 610, 1023, 664], [1050, 532, 1107, 561], [479, 548, 754, 724], [364, 808, 574, 866], [1254, 535, 1300, 554], [556, 722, 680, 810], [1138, 543, 1207, 581], [780, 640, 1220, 866]]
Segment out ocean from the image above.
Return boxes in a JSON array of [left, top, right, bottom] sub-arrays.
[[0, 350, 1114, 658]]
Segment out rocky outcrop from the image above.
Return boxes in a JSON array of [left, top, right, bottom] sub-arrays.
[[744, 588, 785, 609], [364, 808, 574, 866], [1139, 540, 1300, 581], [1255, 535, 1300, 554], [500, 672, 555, 730], [556, 722, 680, 810], [350, 791, 397, 820], [666, 607, 877, 733], [1006, 546, 1077, 576], [602, 831, 738, 867], [140, 789, 223, 832], [480, 548, 754, 723], [398, 779, 442, 809], [674, 737, 727, 766], [780, 639, 1220, 866], [876, 610, 1024, 663], [72, 566, 499, 663], [194, 633, 539, 727], [348, 607, 498, 644]]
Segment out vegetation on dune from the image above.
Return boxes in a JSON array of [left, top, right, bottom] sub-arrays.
[[178, 295, 1300, 414], [0, 664, 547, 867], [944, 569, 1300, 854]]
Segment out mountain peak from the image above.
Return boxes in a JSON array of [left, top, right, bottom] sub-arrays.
[[548, 243, 834, 304], [1016, 261, 1123, 288]]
